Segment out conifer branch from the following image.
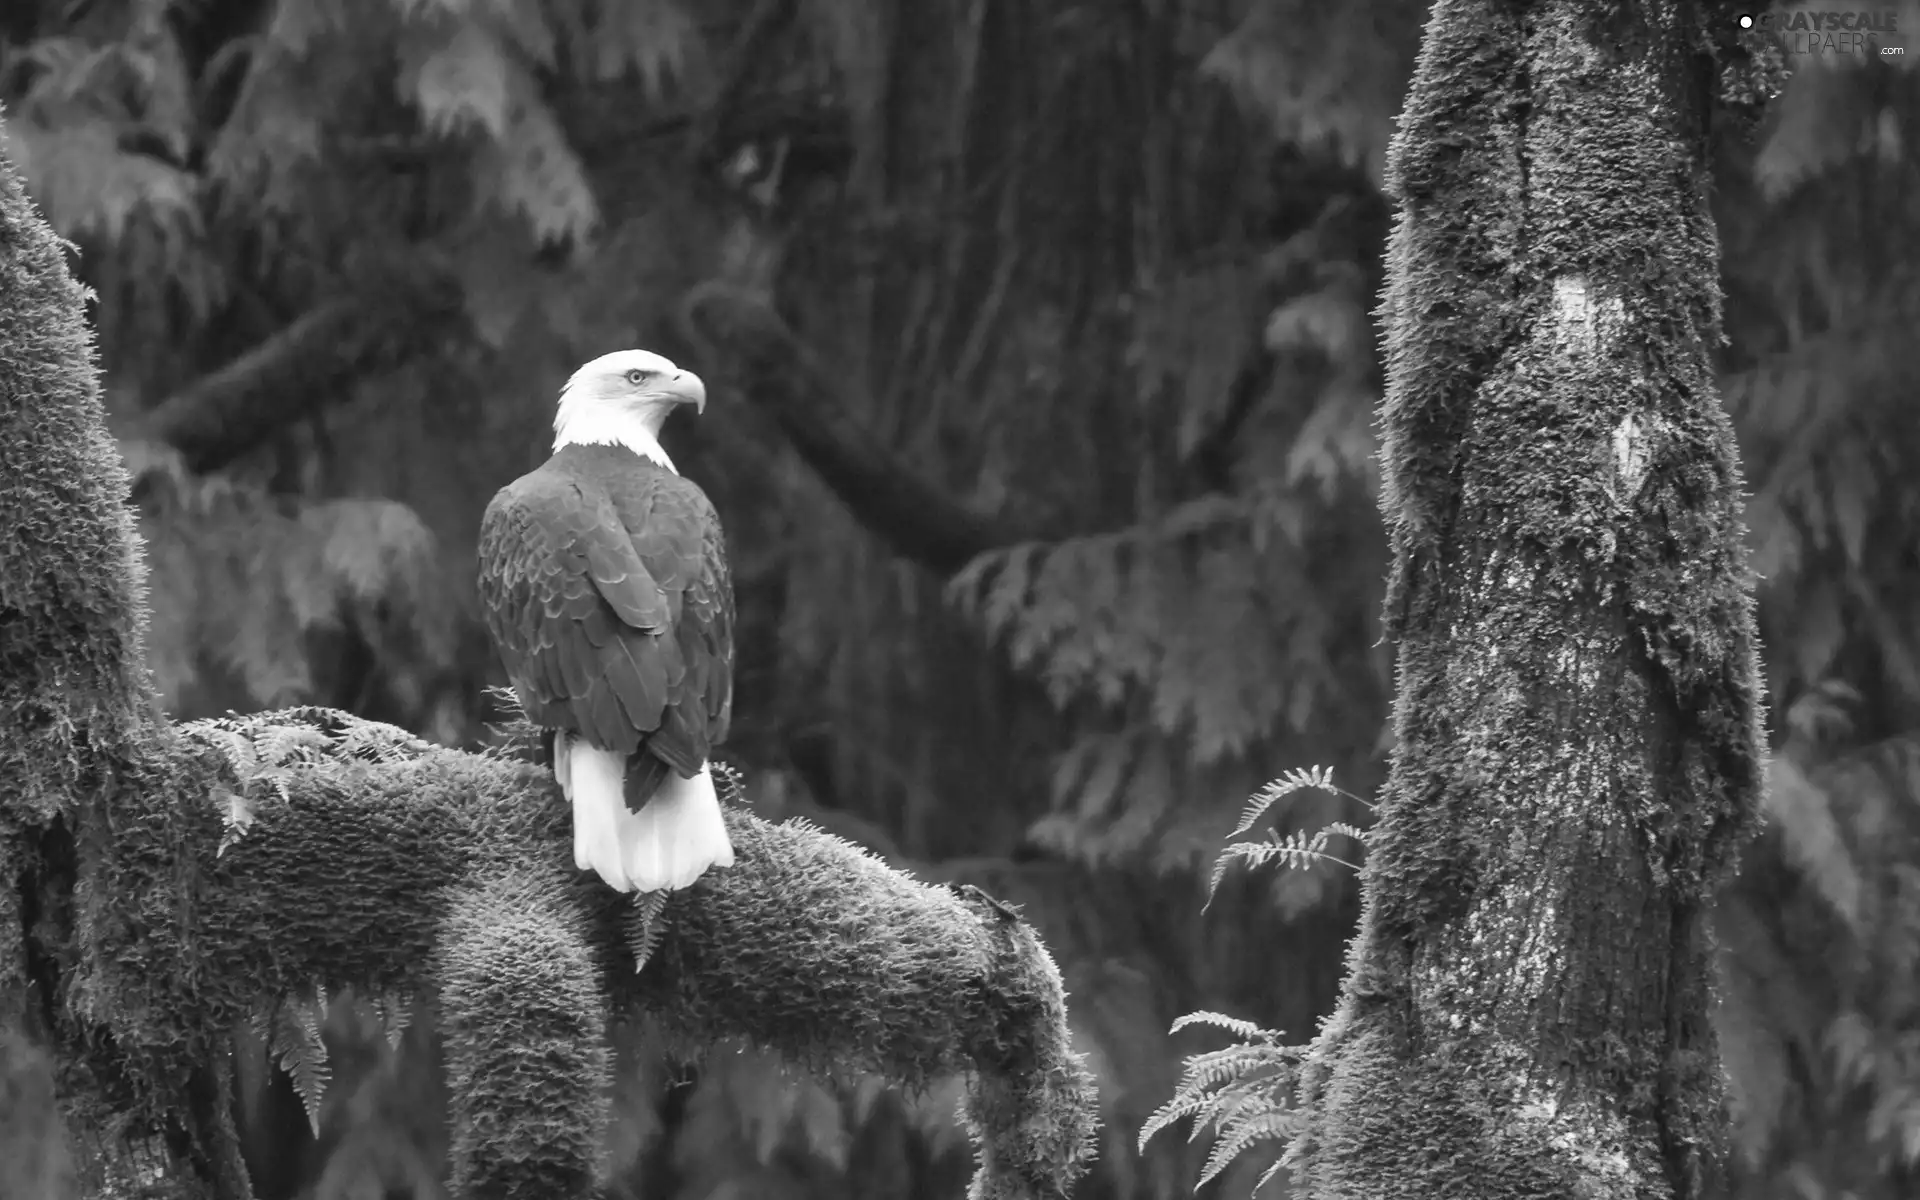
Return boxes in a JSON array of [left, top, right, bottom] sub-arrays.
[[676, 282, 1049, 576], [144, 268, 463, 474]]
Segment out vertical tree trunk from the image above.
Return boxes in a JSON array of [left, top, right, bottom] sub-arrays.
[[1291, 2, 1765, 1196]]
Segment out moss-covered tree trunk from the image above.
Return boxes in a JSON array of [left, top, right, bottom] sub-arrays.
[[0, 116, 1097, 1200], [1288, 1, 1765, 1196]]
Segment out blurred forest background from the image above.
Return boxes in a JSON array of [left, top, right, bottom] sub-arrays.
[[3, 0, 1919, 1196]]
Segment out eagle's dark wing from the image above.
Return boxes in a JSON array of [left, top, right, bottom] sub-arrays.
[[476, 446, 733, 777]]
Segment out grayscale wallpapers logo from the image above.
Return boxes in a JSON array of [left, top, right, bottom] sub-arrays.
[[1737, 9, 1906, 56]]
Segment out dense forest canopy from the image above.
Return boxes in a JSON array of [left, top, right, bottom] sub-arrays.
[[3, 0, 1920, 1196]]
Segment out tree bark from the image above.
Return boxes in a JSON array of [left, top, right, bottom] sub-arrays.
[[0, 126, 1095, 1200], [1289, 2, 1765, 1196]]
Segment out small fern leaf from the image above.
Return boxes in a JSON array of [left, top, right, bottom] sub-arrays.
[[1255, 1156, 1288, 1192], [1232, 766, 1338, 835], [1208, 840, 1289, 906], [1176, 1043, 1288, 1093], [332, 713, 431, 762], [1198, 1107, 1292, 1187], [628, 889, 671, 973], [272, 996, 332, 1137], [1268, 827, 1362, 872], [1138, 1091, 1211, 1152], [1170, 1011, 1275, 1041]]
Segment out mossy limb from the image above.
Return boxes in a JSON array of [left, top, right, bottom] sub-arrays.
[[439, 865, 610, 1199], [69, 708, 1099, 1199]]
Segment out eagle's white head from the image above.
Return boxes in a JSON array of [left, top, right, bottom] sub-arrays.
[[552, 349, 707, 471]]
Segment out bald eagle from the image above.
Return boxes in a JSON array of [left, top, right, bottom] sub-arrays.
[[476, 350, 735, 893]]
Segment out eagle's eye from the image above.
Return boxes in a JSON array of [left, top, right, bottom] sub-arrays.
[[625, 368, 651, 386]]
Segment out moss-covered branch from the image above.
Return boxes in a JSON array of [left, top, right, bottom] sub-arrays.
[[77, 714, 1095, 1198], [0, 113, 1096, 1200]]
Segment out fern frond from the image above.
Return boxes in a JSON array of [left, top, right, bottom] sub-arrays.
[[1138, 1090, 1212, 1151], [1208, 776, 1371, 908], [1232, 766, 1334, 836], [1171, 1042, 1295, 1094], [628, 889, 671, 973], [1233, 765, 1374, 835], [1170, 1011, 1277, 1041], [1198, 1106, 1293, 1186], [330, 713, 433, 762], [185, 709, 442, 845], [1139, 1009, 1300, 1169], [1254, 1155, 1288, 1191], [1208, 835, 1356, 906], [265, 994, 332, 1136]]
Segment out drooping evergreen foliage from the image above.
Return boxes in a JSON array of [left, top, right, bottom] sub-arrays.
[[1715, 729, 1920, 1198], [126, 438, 461, 726]]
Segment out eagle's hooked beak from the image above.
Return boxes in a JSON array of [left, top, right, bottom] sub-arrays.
[[661, 369, 706, 415]]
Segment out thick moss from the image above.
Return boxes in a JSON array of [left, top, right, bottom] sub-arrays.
[[439, 865, 609, 1198], [0, 104, 247, 1196], [25, 694, 1102, 1200], [616, 777, 1097, 1200], [167, 714, 1098, 1200], [1295, 1, 1766, 1197], [0, 107, 164, 1018]]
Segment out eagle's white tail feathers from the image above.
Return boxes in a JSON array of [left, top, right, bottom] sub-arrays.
[[565, 737, 633, 890], [553, 732, 591, 872], [557, 734, 733, 893], [621, 764, 734, 892]]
